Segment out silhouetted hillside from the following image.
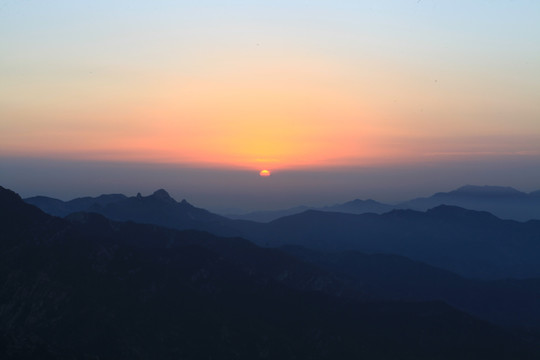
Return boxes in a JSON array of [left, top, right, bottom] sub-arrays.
[[233, 206, 540, 279], [88, 189, 242, 235], [25, 193, 127, 217], [320, 198, 394, 215], [226, 206, 311, 222], [398, 185, 540, 221], [28, 189, 241, 236], [27, 184, 540, 224], [226, 185, 540, 222], [281, 246, 540, 329], [226, 199, 393, 222], [2, 185, 538, 359], [24, 188, 540, 279]]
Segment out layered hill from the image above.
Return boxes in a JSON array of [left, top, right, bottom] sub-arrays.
[[228, 199, 393, 222], [24, 188, 540, 280], [398, 185, 540, 221], [28, 189, 240, 236], [25, 193, 127, 217], [226, 185, 540, 222], [235, 206, 540, 279], [281, 246, 540, 329]]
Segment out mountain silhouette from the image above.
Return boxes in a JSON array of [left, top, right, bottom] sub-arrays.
[[281, 245, 540, 329], [25, 193, 127, 217], [233, 205, 540, 279], [320, 198, 394, 214], [226, 199, 392, 222], [4, 185, 538, 359], [26, 184, 540, 224], [29, 189, 241, 236], [24, 188, 540, 279], [398, 185, 540, 221], [226, 185, 540, 222], [226, 205, 312, 222]]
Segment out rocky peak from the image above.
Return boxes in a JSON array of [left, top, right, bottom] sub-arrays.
[[150, 189, 176, 203]]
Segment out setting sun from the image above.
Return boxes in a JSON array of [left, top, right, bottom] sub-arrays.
[[259, 170, 271, 177]]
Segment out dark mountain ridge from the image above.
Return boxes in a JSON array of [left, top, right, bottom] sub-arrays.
[[225, 185, 540, 222], [28, 189, 241, 236], [233, 205, 540, 279], [226, 199, 393, 222], [280, 245, 540, 329], [398, 185, 540, 221], [25, 193, 127, 217]]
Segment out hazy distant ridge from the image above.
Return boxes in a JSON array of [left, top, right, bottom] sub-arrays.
[[398, 185, 540, 221], [235, 205, 540, 279], [226, 185, 540, 222]]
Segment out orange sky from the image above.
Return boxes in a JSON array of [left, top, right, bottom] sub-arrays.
[[1, 1, 539, 172]]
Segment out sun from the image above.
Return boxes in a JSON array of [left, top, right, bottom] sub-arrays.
[[259, 169, 271, 177]]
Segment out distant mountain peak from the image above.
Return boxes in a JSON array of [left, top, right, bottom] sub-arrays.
[[150, 189, 176, 203], [452, 185, 523, 195], [426, 204, 499, 220], [427, 204, 468, 215], [348, 198, 378, 204]]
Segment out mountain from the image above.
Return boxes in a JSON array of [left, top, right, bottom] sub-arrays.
[[319, 198, 394, 215], [24, 193, 127, 217], [229, 185, 540, 222], [225, 206, 311, 222], [24, 188, 540, 279], [281, 246, 540, 329], [4, 185, 537, 359], [233, 206, 540, 279], [398, 185, 540, 221], [226, 199, 393, 222], [27, 189, 241, 236], [27, 184, 540, 225], [88, 189, 236, 233]]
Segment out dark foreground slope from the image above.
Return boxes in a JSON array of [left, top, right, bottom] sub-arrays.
[[1, 186, 538, 359]]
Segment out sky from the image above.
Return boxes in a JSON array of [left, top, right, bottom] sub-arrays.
[[1, 1, 540, 211]]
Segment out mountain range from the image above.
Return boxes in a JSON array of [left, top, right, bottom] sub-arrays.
[[281, 245, 540, 329], [234, 206, 540, 279], [4, 185, 539, 359], [25, 187, 540, 280], [225, 185, 540, 222], [399, 185, 540, 221], [26, 189, 239, 236]]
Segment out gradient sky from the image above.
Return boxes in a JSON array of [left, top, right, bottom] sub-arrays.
[[1, 1, 539, 210]]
